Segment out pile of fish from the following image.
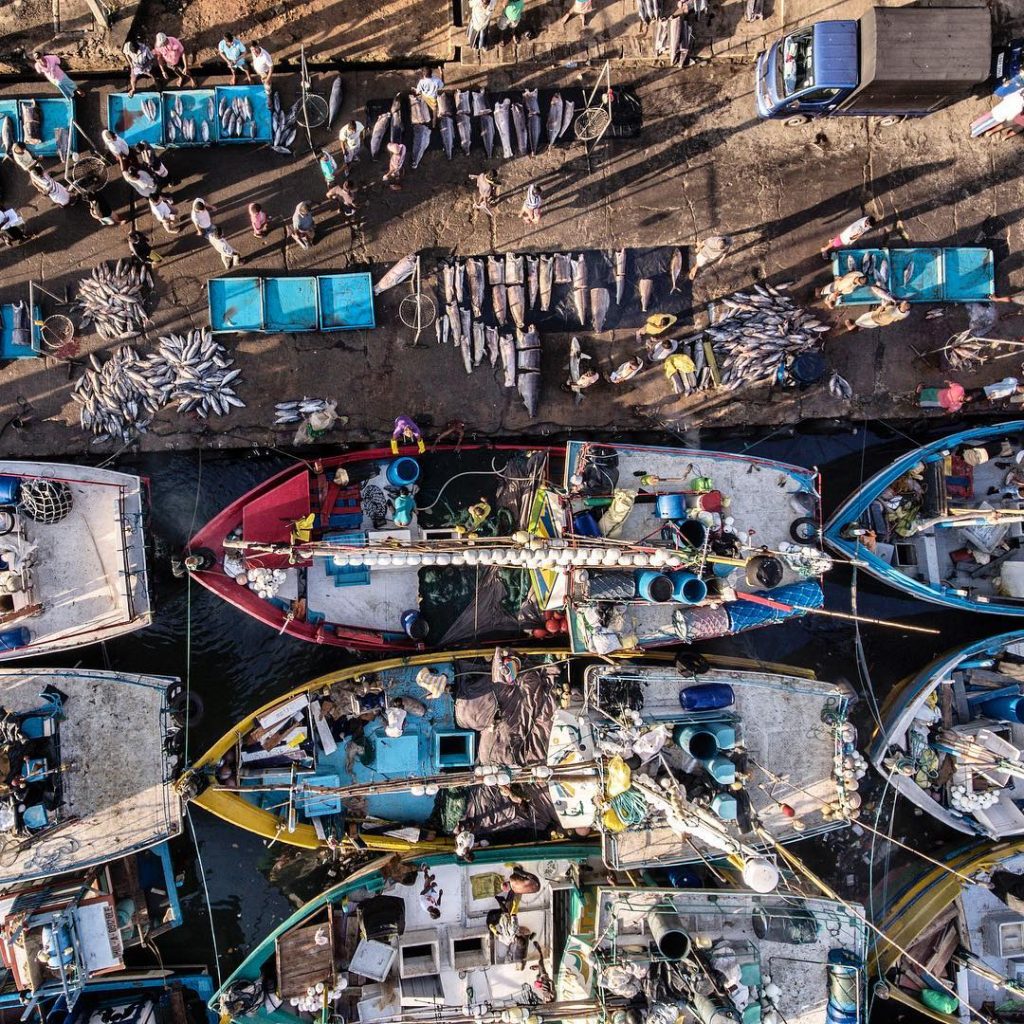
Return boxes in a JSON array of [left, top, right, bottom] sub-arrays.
[[139, 98, 161, 122], [273, 398, 332, 426], [942, 329, 1019, 373], [219, 94, 259, 140], [70, 329, 244, 443], [368, 87, 576, 169], [652, 16, 692, 65], [75, 260, 153, 341], [165, 93, 216, 146], [706, 284, 830, 391], [270, 91, 300, 155]]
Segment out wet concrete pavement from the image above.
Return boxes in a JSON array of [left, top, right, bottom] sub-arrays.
[[0, 52, 1023, 458]]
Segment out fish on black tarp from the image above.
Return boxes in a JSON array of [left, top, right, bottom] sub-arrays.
[[515, 326, 542, 415], [505, 251, 524, 285], [486, 254, 504, 285], [472, 89, 491, 115], [485, 325, 499, 366], [410, 93, 431, 126], [571, 254, 588, 326], [456, 112, 472, 155], [554, 252, 572, 284], [639, 277, 654, 312], [374, 253, 417, 294], [390, 95, 403, 143], [559, 100, 575, 139], [590, 287, 610, 332], [511, 102, 528, 155], [564, 336, 599, 402], [370, 112, 392, 158], [500, 333, 516, 387], [443, 262, 456, 305], [438, 91, 454, 118], [614, 249, 627, 304], [460, 307, 472, 358], [508, 284, 526, 329], [467, 257, 485, 317], [455, 89, 471, 115], [328, 76, 344, 127], [492, 283, 508, 326], [547, 93, 563, 147], [454, 259, 465, 304], [539, 255, 554, 311], [460, 332, 473, 374], [526, 256, 539, 307], [480, 112, 495, 158], [494, 99, 513, 159], [440, 115, 454, 158], [670, 248, 683, 292], [523, 89, 540, 116], [411, 124, 431, 169], [473, 321, 486, 365], [447, 302, 462, 347]]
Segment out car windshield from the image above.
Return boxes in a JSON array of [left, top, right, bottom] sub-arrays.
[[776, 29, 814, 97]]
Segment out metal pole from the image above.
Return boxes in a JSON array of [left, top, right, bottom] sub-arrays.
[[299, 45, 314, 154], [412, 256, 423, 345]]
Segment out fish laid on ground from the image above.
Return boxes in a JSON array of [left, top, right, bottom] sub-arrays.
[[456, 112, 472, 155], [639, 277, 654, 312], [410, 93, 431, 126], [523, 89, 540, 116], [443, 262, 456, 305], [438, 91, 454, 118], [539, 255, 554, 311], [471, 89, 490, 115], [547, 93, 563, 147], [370, 112, 391, 157], [328, 76, 344, 127], [492, 283, 508, 326], [571, 254, 588, 326], [473, 322, 486, 365], [390, 95, 404, 143], [559, 100, 575, 138], [494, 99, 513, 159], [516, 326, 542, 415], [435, 318, 444, 345], [447, 302, 462, 347], [486, 254, 504, 285], [505, 252, 524, 285], [500, 332, 516, 387], [453, 260, 465, 304], [554, 253, 572, 285], [828, 371, 853, 400], [614, 249, 627, 304], [460, 307, 473, 363], [511, 102, 527, 155], [590, 287, 610, 332], [467, 257, 485, 317], [460, 333, 473, 374], [565, 336, 599, 402], [480, 113, 495, 157], [486, 326, 499, 365], [508, 284, 526, 329], [455, 89, 471, 115], [374, 253, 418, 295], [527, 110, 541, 155], [526, 256, 539, 307], [440, 115, 454, 159], [669, 248, 683, 292], [411, 124, 431, 169]]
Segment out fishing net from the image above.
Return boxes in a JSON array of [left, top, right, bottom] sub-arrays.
[[437, 787, 468, 833], [18, 479, 73, 524]]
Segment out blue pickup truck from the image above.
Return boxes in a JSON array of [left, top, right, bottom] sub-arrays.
[[756, 6, 992, 125]]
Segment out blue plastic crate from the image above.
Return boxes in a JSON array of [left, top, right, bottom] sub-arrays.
[[162, 89, 218, 147], [106, 92, 162, 148], [208, 277, 264, 333], [318, 273, 376, 331], [214, 85, 272, 143], [264, 277, 318, 332]]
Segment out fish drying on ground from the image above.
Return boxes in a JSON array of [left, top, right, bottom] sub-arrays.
[[374, 253, 418, 294], [438, 92, 454, 118], [505, 252, 525, 285], [523, 89, 541, 153], [669, 248, 683, 292], [539, 255, 554, 311], [75, 259, 153, 341], [456, 112, 472, 155], [473, 322, 486, 365], [590, 287, 610, 332], [447, 302, 462, 346], [409, 93, 431, 126], [511, 102, 527, 155], [453, 260, 465, 304], [459, 331, 473, 374], [328, 76, 344, 127], [614, 249, 627, 304], [554, 253, 572, 285], [492, 282, 508, 326], [494, 99, 513, 159], [526, 256, 539, 307], [500, 332, 516, 387], [370, 112, 392, 158], [564, 336, 599, 402], [571, 254, 588, 326], [390, 95, 404, 143], [480, 112, 495, 157], [559, 100, 575, 138], [455, 89, 471, 115], [485, 325, 499, 365], [439, 115, 454, 159], [516, 326, 542, 415], [443, 262, 456, 305], [411, 124, 432, 168], [467, 258, 486, 317], [486, 254, 504, 285], [460, 307, 472, 359], [547, 93, 563, 147], [508, 284, 526, 329], [639, 277, 654, 312], [471, 90, 490, 115]]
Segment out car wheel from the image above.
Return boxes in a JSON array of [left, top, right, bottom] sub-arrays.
[[785, 114, 810, 127]]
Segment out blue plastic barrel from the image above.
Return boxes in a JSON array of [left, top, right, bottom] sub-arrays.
[[671, 571, 708, 605], [573, 511, 602, 537], [677, 519, 707, 549], [656, 494, 687, 520], [705, 756, 736, 785], [981, 693, 1024, 723], [400, 609, 429, 640], [673, 724, 719, 760], [0, 477, 19, 505], [712, 793, 738, 820], [0, 627, 29, 652], [635, 570, 675, 603], [679, 683, 734, 711], [386, 458, 421, 488], [665, 866, 701, 888]]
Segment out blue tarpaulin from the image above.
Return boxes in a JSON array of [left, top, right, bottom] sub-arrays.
[[724, 580, 825, 633]]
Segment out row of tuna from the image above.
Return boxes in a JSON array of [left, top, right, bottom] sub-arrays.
[[75, 260, 154, 341], [369, 88, 577, 168], [71, 328, 245, 443], [270, 91, 301, 155]]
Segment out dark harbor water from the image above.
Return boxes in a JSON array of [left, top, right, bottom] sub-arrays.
[[17, 418, 1017, 1016]]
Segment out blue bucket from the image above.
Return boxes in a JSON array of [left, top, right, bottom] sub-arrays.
[[674, 724, 719, 760], [712, 793, 738, 820], [671, 571, 708, 605], [0, 477, 19, 505], [387, 458, 421, 488], [401, 609, 429, 640], [635, 570, 675, 603], [981, 693, 1024, 723], [656, 494, 687, 520], [0, 627, 29, 652], [679, 683, 734, 711]]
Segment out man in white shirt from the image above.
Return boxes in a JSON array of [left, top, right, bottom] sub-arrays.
[[207, 226, 240, 269], [250, 43, 274, 93], [190, 198, 216, 237], [414, 67, 444, 118], [338, 120, 365, 164]]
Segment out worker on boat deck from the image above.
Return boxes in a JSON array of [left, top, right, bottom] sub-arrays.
[[456, 497, 491, 537], [393, 488, 416, 527], [290, 513, 315, 543], [392, 415, 425, 454]]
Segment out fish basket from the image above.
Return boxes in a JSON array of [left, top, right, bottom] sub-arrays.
[[574, 107, 611, 141], [38, 314, 77, 358], [295, 93, 329, 130], [67, 155, 108, 195], [399, 293, 436, 331]]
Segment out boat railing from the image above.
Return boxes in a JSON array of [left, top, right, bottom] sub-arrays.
[[115, 485, 139, 624]]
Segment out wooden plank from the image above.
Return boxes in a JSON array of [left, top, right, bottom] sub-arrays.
[[276, 915, 336, 999]]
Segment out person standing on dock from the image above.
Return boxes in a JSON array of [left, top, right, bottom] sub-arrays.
[[123, 38, 156, 97], [123, 163, 158, 199], [248, 202, 270, 238], [382, 141, 406, 191], [469, 170, 499, 219], [8, 142, 39, 175], [414, 67, 445, 121], [190, 197, 217, 237], [338, 120, 365, 164], [316, 147, 338, 186], [519, 183, 543, 224], [821, 214, 874, 258], [153, 33, 195, 86], [127, 230, 155, 268], [32, 52, 83, 99], [149, 193, 181, 234], [0, 209, 30, 247], [688, 235, 733, 281], [217, 33, 252, 84], [87, 192, 120, 227], [207, 226, 241, 268], [101, 129, 131, 170], [135, 141, 173, 187], [288, 202, 316, 248], [29, 168, 72, 208], [249, 43, 274, 94]]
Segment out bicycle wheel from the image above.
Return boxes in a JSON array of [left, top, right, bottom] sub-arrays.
[[574, 107, 611, 141], [68, 155, 108, 194], [40, 315, 75, 353], [399, 293, 436, 330], [296, 94, 329, 130]]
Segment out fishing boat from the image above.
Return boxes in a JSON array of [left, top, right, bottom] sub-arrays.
[[0, 462, 150, 661], [871, 629, 1024, 839], [185, 441, 831, 654], [185, 647, 862, 868], [872, 838, 1024, 1022], [0, 667, 183, 886], [211, 847, 870, 1024], [824, 421, 1024, 614], [0, 840, 214, 1020]]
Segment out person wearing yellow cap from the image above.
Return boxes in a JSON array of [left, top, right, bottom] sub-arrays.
[[664, 352, 696, 394], [637, 313, 677, 337]]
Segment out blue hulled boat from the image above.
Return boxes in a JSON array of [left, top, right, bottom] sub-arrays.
[[824, 421, 1024, 613]]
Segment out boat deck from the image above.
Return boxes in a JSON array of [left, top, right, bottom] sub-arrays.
[[0, 669, 180, 884]]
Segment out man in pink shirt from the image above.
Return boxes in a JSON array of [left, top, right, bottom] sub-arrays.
[[32, 52, 82, 99], [153, 33, 194, 85]]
